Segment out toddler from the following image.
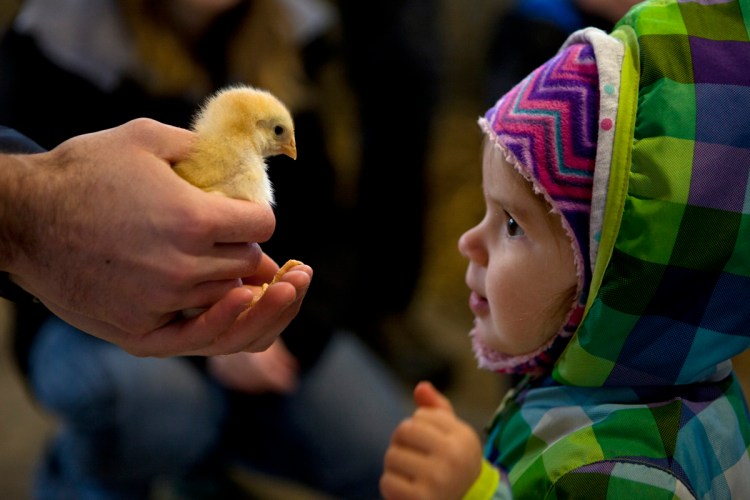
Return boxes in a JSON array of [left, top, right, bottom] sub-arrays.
[[381, 0, 750, 497]]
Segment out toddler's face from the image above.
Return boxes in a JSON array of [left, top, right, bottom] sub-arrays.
[[458, 145, 577, 357]]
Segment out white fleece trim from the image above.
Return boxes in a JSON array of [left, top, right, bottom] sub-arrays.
[[560, 27, 624, 276]]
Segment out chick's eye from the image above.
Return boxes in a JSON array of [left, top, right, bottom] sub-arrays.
[[274, 125, 284, 136]]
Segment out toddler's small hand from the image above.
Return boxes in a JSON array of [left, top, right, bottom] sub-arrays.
[[380, 381, 484, 499]]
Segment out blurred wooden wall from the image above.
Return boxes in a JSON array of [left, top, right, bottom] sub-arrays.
[[0, 1, 20, 30]]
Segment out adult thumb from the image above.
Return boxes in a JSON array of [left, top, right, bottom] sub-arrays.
[[413, 380, 454, 413]]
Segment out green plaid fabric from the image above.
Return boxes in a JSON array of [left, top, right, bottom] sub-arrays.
[[479, 1, 750, 497]]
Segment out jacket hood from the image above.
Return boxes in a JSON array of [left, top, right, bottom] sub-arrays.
[[554, 0, 750, 387]]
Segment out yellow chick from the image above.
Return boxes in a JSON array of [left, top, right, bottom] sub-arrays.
[[173, 84, 297, 205], [175, 85, 302, 314]]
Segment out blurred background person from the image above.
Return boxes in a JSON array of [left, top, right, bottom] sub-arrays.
[[333, 0, 454, 389], [0, 0, 409, 497], [484, 0, 641, 104]]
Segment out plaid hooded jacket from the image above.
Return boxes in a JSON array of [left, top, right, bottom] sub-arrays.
[[470, 1, 750, 497]]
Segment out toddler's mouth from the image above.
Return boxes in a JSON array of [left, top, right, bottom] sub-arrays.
[[469, 290, 489, 315]]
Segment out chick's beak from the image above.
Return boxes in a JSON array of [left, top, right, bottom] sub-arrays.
[[284, 137, 297, 160]]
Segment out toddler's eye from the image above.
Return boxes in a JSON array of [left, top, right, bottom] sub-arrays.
[[505, 212, 524, 237]]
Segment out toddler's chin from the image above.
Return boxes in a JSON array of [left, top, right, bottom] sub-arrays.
[[470, 327, 511, 372]]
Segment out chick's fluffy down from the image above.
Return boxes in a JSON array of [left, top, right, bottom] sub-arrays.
[[173, 85, 297, 205], [174, 85, 301, 312]]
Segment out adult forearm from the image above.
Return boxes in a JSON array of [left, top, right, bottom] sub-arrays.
[[0, 153, 42, 272]]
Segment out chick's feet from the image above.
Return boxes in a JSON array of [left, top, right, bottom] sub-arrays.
[[250, 259, 303, 307]]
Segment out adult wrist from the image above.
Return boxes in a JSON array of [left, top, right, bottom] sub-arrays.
[[0, 128, 46, 271], [0, 154, 28, 270], [0, 154, 41, 303], [0, 128, 48, 303]]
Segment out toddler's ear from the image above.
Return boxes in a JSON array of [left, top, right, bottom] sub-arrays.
[[413, 380, 455, 413]]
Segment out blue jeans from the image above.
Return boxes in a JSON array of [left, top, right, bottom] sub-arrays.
[[28, 317, 408, 499]]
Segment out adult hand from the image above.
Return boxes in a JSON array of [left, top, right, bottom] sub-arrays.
[[0, 118, 312, 356], [207, 337, 300, 394], [381, 381, 484, 500]]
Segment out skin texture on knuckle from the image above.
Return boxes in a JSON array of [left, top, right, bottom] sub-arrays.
[[164, 203, 222, 252], [123, 117, 161, 141], [164, 254, 200, 287], [181, 204, 214, 238]]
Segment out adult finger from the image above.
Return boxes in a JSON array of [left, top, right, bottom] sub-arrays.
[[122, 118, 196, 164], [206, 281, 300, 355], [40, 263, 310, 357], [241, 252, 281, 286], [190, 242, 264, 283], [84, 286, 256, 357], [200, 195, 276, 244], [217, 265, 312, 354], [155, 286, 260, 356]]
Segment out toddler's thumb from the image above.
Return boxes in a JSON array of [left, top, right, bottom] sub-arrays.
[[413, 380, 454, 413]]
